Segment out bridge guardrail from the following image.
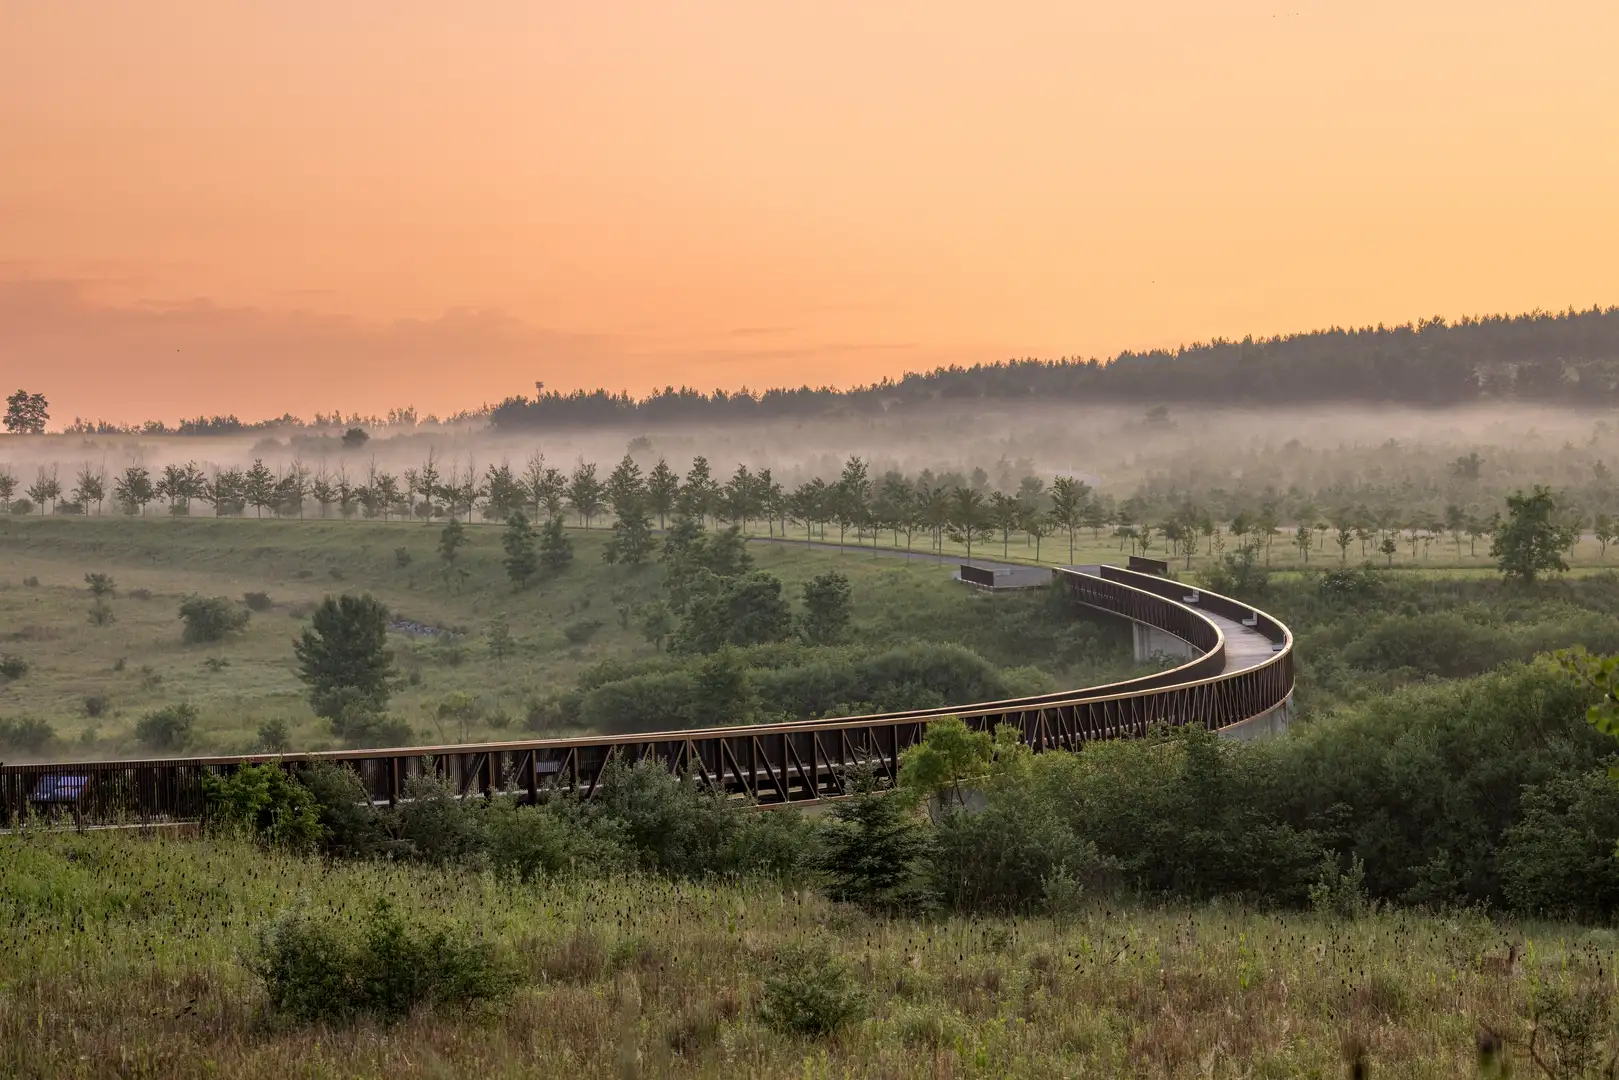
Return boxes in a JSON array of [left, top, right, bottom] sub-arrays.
[[1, 564, 1293, 822]]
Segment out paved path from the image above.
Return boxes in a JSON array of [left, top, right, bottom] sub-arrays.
[[742, 534, 1278, 678]]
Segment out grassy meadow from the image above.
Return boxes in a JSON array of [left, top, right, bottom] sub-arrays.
[[0, 516, 1139, 760], [2, 828, 1600, 1080]]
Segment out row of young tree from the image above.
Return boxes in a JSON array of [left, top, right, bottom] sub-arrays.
[[3, 451, 1614, 575]]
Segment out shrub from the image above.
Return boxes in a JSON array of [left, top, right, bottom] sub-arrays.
[[11, 500, 34, 516], [1308, 853, 1372, 919], [134, 703, 197, 753], [0, 654, 29, 680], [819, 763, 934, 914], [562, 618, 604, 645], [243, 591, 274, 612], [178, 594, 250, 644], [483, 801, 632, 883], [394, 546, 413, 569], [393, 774, 487, 865], [87, 601, 114, 626], [82, 694, 109, 718], [757, 943, 866, 1037], [0, 717, 58, 756], [201, 764, 324, 851], [256, 717, 292, 752], [128, 588, 153, 601], [251, 899, 519, 1024], [299, 762, 391, 858], [1500, 768, 1619, 921]]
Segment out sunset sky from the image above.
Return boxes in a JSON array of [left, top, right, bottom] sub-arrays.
[[3, 1, 1617, 423]]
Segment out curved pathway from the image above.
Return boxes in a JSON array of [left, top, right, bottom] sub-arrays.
[[2, 556, 1294, 820]]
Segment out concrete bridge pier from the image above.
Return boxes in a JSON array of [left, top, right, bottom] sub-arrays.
[[1132, 622, 1198, 664]]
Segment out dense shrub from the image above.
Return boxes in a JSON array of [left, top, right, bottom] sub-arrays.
[[299, 762, 392, 858], [392, 774, 487, 865], [1273, 660, 1607, 906], [1500, 767, 1619, 921], [483, 801, 632, 882], [251, 899, 519, 1024], [757, 943, 866, 1037], [0, 654, 29, 680], [0, 716, 58, 757], [134, 703, 198, 753], [178, 594, 250, 644], [201, 763, 324, 851], [243, 591, 274, 611]]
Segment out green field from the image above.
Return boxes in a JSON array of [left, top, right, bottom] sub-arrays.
[[0, 517, 1139, 759], [0, 828, 1590, 1080]]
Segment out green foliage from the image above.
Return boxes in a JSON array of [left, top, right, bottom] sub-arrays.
[[0, 716, 58, 756], [242, 590, 273, 611], [757, 943, 866, 1037], [1500, 767, 1619, 921], [83, 572, 116, 598], [201, 764, 324, 851], [437, 518, 467, 565], [671, 570, 793, 653], [1197, 544, 1269, 597], [0, 654, 31, 680], [819, 763, 934, 914], [177, 594, 250, 644], [299, 762, 392, 858], [501, 512, 538, 587], [1557, 647, 1619, 738], [799, 570, 853, 645], [134, 703, 198, 753], [1307, 853, 1371, 919], [393, 773, 487, 865], [255, 717, 291, 752], [250, 898, 519, 1024], [293, 593, 397, 722], [538, 515, 573, 574], [1493, 485, 1579, 583], [898, 716, 992, 809], [687, 649, 757, 726], [483, 801, 632, 883], [486, 614, 514, 661]]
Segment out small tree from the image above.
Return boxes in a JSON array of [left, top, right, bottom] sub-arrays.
[[539, 516, 573, 575], [437, 518, 467, 579], [501, 512, 539, 588], [1493, 486, 1579, 583], [178, 595, 251, 644], [486, 614, 514, 663], [84, 572, 116, 599], [293, 594, 398, 723], [341, 427, 369, 449], [638, 600, 674, 651], [1594, 514, 1617, 562], [3, 389, 48, 434], [819, 761, 933, 913], [800, 571, 853, 645], [898, 716, 993, 813]]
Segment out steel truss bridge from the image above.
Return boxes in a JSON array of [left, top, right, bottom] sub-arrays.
[[0, 563, 1293, 826]]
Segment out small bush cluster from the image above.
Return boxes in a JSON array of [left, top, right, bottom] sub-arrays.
[[0, 716, 57, 756], [178, 594, 251, 644], [0, 654, 29, 680], [251, 899, 519, 1024], [134, 702, 198, 752]]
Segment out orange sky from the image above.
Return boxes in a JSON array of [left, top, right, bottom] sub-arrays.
[[3, 1, 1618, 423]]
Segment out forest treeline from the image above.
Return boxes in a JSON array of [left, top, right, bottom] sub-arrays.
[[487, 306, 1619, 429], [10, 305, 1618, 436]]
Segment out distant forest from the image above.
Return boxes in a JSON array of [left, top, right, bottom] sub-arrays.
[[44, 305, 1619, 436], [488, 306, 1619, 429]]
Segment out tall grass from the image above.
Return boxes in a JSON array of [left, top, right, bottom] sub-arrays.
[[1, 828, 1609, 1078]]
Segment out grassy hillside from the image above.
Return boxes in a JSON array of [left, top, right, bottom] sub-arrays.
[[1, 829, 1591, 1080], [0, 517, 1136, 759]]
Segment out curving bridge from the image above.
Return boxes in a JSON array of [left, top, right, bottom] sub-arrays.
[[0, 562, 1293, 825]]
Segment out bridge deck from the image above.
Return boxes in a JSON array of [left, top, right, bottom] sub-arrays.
[[2, 559, 1295, 823]]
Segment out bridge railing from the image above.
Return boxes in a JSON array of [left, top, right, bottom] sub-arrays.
[[0, 564, 1294, 821]]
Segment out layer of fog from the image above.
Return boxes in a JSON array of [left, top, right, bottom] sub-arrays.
[[3, 404, 1615, 501]]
